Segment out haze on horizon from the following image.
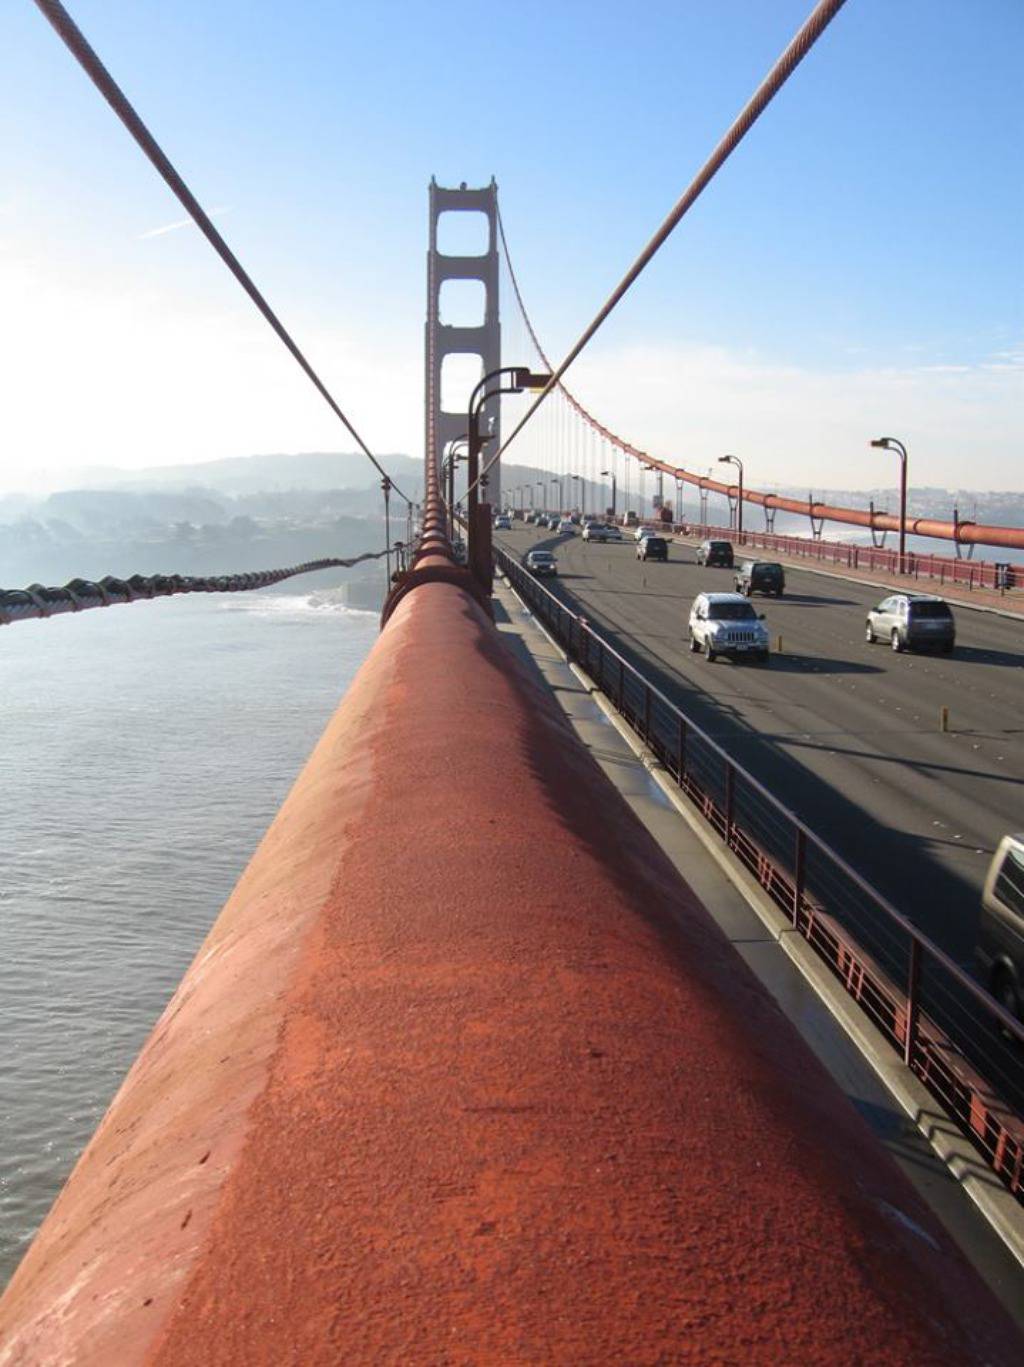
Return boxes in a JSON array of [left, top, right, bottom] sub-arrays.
[[1, 0, 1020, 495]]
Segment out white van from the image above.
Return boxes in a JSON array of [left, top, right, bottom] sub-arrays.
[[975, 834, 1024, 1021]]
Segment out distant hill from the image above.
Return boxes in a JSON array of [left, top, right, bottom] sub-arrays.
[[89, 451, 425, 496]]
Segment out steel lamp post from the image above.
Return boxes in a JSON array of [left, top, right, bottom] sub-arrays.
[[601, 468, 617, 519], [718, 455, 744, 537], [467, 365, 550, 540], [870, 436, 908, 573]]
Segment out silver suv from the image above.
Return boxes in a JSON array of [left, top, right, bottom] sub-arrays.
[[688, 592, 770, 664], [865, 594, 955, 654]]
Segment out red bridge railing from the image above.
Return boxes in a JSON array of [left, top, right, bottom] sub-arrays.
[[675, 521, 1021, 593]]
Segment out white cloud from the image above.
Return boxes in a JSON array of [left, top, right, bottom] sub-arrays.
[[557, 342, 1024, 492], [136, 206, 230, 240], [1, 251, 1019, 497]]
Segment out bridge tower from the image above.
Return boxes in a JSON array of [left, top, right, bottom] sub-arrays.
[[425, 178, 501, 508]]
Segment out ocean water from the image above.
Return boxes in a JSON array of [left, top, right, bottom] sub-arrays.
[[0, 589, 380, 1287]]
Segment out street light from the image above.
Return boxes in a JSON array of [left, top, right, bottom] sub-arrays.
[[551, 476, 562, 515], [718, 455, 744, 536], [601, 468, 617, 518], [870, 436, 908, 573], [571, 473, 583, 516], [445, 437, 469, 538], [467, 367, 550, 518], [535, 480, 546, 511], [463, 365, 550, 585]]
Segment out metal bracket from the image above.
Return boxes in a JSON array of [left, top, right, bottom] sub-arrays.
[[808, 496, 824, 541], [869, 499, 888, 549], [953, 507, 976, 560]]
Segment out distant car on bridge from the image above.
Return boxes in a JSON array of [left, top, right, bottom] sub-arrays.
[[524, 549, 557, 578], [634, 523, 662, 542], [637, 535, 669, 562], [735, 559, 785, 596], [865, 594, 956, 654], [688, 592, 770, 664], [583, 523, 623, 543], [696, 538, 734, 568], [493, 514, 512, 530], [557, 518, 575, 534]]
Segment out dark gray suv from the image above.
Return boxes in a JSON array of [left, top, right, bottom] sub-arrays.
[[697, 539, 734, 568], [734, 560, 785, 596], [865, 594, 955, 653]]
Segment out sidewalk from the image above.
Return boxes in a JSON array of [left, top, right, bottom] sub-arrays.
[[670, 531, 1024, 619]]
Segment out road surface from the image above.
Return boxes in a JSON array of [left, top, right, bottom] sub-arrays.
[[499, 524, 1024, 972]]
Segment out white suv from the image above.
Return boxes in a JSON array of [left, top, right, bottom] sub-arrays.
[[688, 592, 770, 664]]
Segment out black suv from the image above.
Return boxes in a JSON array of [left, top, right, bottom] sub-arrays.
[[697, 539, 734, 568], [735, 560, 785, 596], [637, 536, 668, 562]]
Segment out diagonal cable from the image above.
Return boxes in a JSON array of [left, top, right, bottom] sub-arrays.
[[33, 0, 411, 506], [472, 0, 849, 500]]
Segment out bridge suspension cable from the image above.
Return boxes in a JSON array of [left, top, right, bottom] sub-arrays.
[[0, 548, 396, 626], [471, 0, 849, 502], [32, 0, 412, 507]]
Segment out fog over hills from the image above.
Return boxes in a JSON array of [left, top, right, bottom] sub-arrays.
[[1, 450, 1022, 588]]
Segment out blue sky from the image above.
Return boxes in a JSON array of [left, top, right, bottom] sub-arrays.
[[1, 0, 1020, 491]]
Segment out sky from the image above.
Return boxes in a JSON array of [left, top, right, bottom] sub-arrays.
[[0, 0, 1021, 494]]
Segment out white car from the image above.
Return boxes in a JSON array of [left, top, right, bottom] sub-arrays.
[[688, 592, 770, 664], [634, 523, 662, 542], [493, 515, 512, 531], [557, 518, 575, 534]]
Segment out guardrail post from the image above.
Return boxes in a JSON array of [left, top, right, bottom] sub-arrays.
[[618, 658, 625, 712], [793, 828, 806, 929], [597, 638, 604, 690], [904, 939, 921, 1067], [644, 684, 652, 742], [724, 761, 735, 847], [677, 715, 687, 784]]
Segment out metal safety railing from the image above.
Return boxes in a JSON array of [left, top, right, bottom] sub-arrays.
[[496, 543, 1024, 1203], [674, 522, 1022, 594]]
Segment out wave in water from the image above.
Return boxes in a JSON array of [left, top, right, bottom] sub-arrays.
[[220, 592, 379, 619]]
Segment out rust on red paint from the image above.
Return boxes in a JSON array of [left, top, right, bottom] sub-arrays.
[[1, 579, 1021, 1364]]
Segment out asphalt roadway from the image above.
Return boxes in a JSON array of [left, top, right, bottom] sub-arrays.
[[498, 523, 1024, 971]]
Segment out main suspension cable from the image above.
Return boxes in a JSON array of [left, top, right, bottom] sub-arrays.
[[33, 0, 412, 506], [0, 548, 396, 626], [471, 0, 848, 500]]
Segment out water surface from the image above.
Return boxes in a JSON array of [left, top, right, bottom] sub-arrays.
[[0, 590, 378, 1286]]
